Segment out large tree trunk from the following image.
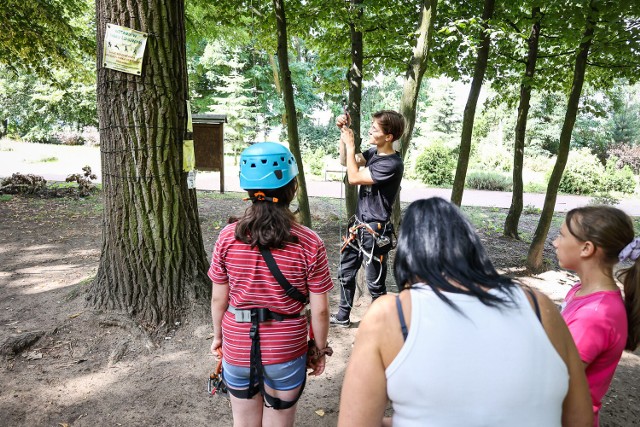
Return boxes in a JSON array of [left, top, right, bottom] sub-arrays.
[[273, 0, 311, 227], [504, 6, 541, 239], [392, 0, 438, 230], [450, 0, 495, 206], [527, 2, 598, 271], [344, 0, 363, 219], [90, 0, 210, 326]]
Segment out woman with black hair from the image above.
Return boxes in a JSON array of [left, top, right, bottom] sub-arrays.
[[209, 143, 333, 427], [338, 197, 592, 427]]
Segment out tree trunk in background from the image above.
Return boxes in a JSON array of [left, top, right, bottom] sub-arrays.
[[450, 0, 495, 206], [392, 0, 438, 230], [527, 2, 598, 271], [504, 6, 541, 239], [273, 0, 311, 227], [345, 0, 363, 219], [90, 0, 209, 326]]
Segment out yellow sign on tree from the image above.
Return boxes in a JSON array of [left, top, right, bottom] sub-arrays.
[[102, 24, 148, 75]]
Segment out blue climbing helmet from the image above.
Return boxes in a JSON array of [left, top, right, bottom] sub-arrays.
[[239, 142, 299, 190]]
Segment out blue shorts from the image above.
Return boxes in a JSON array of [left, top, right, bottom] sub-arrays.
[[222, 355, 306, 391]]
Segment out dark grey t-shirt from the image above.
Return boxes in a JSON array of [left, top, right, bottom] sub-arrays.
[[356, 147, 404, 223]]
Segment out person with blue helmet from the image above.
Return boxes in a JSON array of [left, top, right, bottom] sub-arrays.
[[209, 142, 333, 426]]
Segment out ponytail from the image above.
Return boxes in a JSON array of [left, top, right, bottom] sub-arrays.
[[620, 261, 640, 351]]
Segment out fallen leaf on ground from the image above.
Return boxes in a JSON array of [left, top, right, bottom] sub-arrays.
[[25, 351, 43, 360], [315, 409, 325, 417], [68, 311, 84, 319]]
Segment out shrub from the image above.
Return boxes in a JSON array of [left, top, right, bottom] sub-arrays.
[[52, 131, 86, 146], [466, 171, 512, 191], [472, 146, 512, 173], [556, 148, 603, 195], [302, 147, 326, 176], [609, 143, 640, 174], [414, 142, 456, 186], [524, 181, 547, 193], [602, 157, 636, 194], [589, 192, 620, 206]]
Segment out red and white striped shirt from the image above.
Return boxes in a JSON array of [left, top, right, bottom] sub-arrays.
[[208, 222, 333, 367]]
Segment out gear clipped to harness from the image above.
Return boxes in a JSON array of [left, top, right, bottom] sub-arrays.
[[207, 348, 228, 398]]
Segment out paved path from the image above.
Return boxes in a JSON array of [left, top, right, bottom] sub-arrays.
[[2, 140, 639, 215]]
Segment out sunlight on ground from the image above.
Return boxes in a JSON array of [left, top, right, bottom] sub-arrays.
[[4, 267, 91, 294], [520, 270, 578, 303]]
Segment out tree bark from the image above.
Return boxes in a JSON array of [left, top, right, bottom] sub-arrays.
[[450, 0, 495, 206], [393, 0, 438, 229], [273, 0, 311, 227], [504, 6, 541, 239], [344, 0, 363, 219], [90, 0, 210, 326], [527, 1, 599, 271]]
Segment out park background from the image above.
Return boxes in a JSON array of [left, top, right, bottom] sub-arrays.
[[1, 0, 640, 426]]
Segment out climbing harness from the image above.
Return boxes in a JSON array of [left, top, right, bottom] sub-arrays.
[[340, 216, 395, 288], [219, 246, 328, 410], [226, 303, 307, 409]]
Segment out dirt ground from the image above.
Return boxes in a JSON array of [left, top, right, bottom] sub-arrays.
[[0, 191, 639, 427]]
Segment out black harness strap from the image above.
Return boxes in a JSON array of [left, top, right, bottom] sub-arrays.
[[259, 246, 309, 304], [227, 247, 309, 409]]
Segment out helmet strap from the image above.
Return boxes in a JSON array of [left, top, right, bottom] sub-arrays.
[[244, 191, 279, 204]]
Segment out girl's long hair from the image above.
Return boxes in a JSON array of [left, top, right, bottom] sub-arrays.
[[566, 206, 640, 351], [393, 197, 516, 311], [234, 178, 299, 249]]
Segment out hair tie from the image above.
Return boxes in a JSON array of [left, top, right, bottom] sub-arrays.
[[243, 191, 279, 204], [619, 237, 640, 262]]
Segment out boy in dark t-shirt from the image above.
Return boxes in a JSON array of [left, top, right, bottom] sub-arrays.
[[331, 110, 405, 327]]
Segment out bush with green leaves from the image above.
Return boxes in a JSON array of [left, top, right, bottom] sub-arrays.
[[589, 192, 620, 206], [556, 149, 604, 195], [472, 144, 512, 173], [466, 171, 513, 191], [302, 147, 326, 176], [414, 142, 456, 186], [602, 157, 636, 194]]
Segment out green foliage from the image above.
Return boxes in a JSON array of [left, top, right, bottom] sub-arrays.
[[523, 204, 541, 215], [466, 171, 512, 191], [302, 148, 326, 176], [556, 149, 604, 195], [523, 181, 547, 194], [298, 119, 337, 156], [602, 158, 636, 194], [0, 0, 95, 76], [527, 92, 564, 156], [609, 143, 640, 174], [37, 157, 59, 163], [589, 192, 620, 206], [414, 142, 456, 186]]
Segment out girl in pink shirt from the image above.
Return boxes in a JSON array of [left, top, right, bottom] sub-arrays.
[[554, 206, 640, 426]]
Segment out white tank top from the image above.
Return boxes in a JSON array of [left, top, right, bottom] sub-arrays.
[[386, 284, 568, 427]]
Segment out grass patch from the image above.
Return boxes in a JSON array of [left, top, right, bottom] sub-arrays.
[[0, 194, 12, 201], [197, 190, 244, 201], [463, 206, 508, 235], [35, 156, 59, 163], [66, 276, 94, 301]]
